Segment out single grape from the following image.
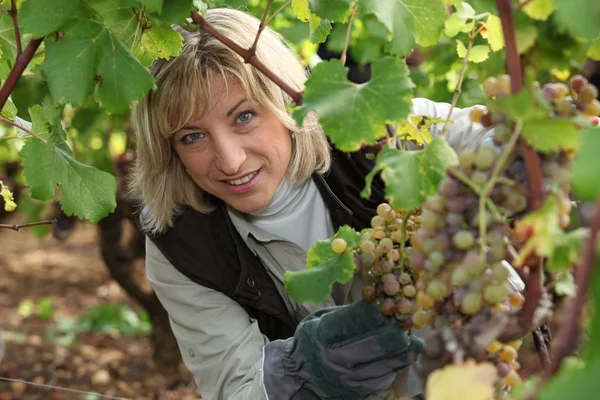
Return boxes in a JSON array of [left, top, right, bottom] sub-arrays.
[[555, 98, 575, 115], [483, 282, 508, 304], [399, 273, 412, 285], [499, 346, 518, 363], [362, 286, 377, 302], [508, 292, 525, 307], [396, 298, 413, 314], [487, 340, 503, 353], [427, 280, 447, 301], [412, 309, 431, 328], [481, 112, 494, 128], [380, 298, 396, 316], [507, 339, 522, 350], [387, 249, 400, 262], [554, 82, 570, 99], [446, 212, 464, 227], [496, 362, 511, 378], [371, 215, 384, 229], [470, 108, 485, 123], [579, 84, 598, 102], [504, 369, 522, 387], [384, 278, 401, 296], [409, 252, 426, 270], [425, 195, 447, 213], [380, 259, 394, 273], [420, 209, 439, 230], [379, 237, 394, 252], [492, 262, 510, 281], [428, 251, 445, 270], [460, 292, 483, 315], [438, 178, 460, 198], [417, 291, 435, 308], [374, 228, 386, 239], [377, 203, 392, 218], [359, 253, 376, 268], [453, 230, 475, 250], [541, 84, 559, 101], [451, 267, 470, 287], [403, 284, 417, 298], [493, 124, 511, 144], [331, 238, 347, 253], [459, 150, 476, 170], [360, 240, 375, 254], [497, 74, 511, 93], [511, 361, 521, 371], [583, 99, 600, 117], [476, 146, 497, 170], [472, 170, 488, 187], [483, 77, 498, 96], [570, 74, 588, 93]]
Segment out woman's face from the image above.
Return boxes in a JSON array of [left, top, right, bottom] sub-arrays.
[[172, 77, 292, 213]]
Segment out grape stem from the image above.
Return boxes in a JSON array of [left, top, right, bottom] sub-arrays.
[[0, 117, 46, 142], [546, 197, 600, 376], [265, 0, 293, 26], [190, 11, 304, 105], [0, 38, 43, 111], [478, 119, 523, 259], [0, 219, 56, 231], [8, 0, 22, 56], [441, 21, 486, 136], [446, 166, 501, 220], [341, 5, 359, 66], [398, 209, 415, 270], [249, 0, 275, 56]]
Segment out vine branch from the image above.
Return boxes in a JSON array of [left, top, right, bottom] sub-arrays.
[[0, 219, 56, 231], [9, 0, 22, 56], [265, 0, 293, 26], [0, 117, 46, 142], [441, 21, 485, 135], [249, 0, 274, 56], [190, 11, 303, 105], [0, 38, 44, 111]]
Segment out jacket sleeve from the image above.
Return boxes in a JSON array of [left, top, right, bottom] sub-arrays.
[[145, 237, 269, 400], [410, 98, 495, 152]]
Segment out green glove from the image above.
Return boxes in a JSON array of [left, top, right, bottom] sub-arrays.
[[262, 300, 425, 399]]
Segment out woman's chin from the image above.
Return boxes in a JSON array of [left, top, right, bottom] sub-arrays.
[[226, 196, 269, 214]]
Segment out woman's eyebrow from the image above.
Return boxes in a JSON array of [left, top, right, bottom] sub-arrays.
[[226, 98, 247, 116]]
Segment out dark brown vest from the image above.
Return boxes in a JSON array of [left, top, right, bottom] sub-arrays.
[[147, 147, 386, 341]]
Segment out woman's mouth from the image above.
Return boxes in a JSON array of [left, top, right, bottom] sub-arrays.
[[222, 169, 261, 193]]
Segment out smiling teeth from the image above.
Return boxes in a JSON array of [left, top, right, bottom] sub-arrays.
[[228, 171, 257, 186]]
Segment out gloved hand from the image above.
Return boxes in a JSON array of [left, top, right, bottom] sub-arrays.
[[262, 300, 425, 400]]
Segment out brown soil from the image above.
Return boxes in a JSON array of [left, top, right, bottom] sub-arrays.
[[0, 216, 200, 400]]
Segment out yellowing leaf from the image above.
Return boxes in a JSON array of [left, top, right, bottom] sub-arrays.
[[0, 180, 17, 212], [456, 40, 490, 62], [445, 13, 471, 38], [427, 360, 498, 400], [396, 115, 444, 145], [482, 15, 505, 51], [514, 196, 560, 266], [520, 0, 556, 21], [292, 0, 310, 22], [588, 36, 600, 60]]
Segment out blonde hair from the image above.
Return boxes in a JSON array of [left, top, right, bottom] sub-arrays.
[[131, 8, 330, 234]]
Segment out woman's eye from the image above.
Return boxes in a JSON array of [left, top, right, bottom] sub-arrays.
[[180, 132, 206, 145], [236, 110, 255, 124]]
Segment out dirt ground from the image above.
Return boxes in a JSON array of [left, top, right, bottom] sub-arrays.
[[0, 216, 200, 400]]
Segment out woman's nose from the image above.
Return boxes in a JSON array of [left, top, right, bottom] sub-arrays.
[[213, 132, 247, 176]]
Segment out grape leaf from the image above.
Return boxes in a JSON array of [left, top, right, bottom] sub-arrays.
[[554, 272, 576, 296], [41, 5, 154, 113], [513, 196, 561, 266], [19, 0, 84, 38], [521, 119, 580, 153], [158, 0, 195, 24], [91, 0, 142, 49], [426, 361, 497, 400], [555, 0, 600, 40], [539, 357, 600, 400], [284, 226, 361, 304], [571, 127, 600, 200], [362, 138, 458, 211], [294, 58, 415, 152], [360, 0, 447, 55], [0, 180, 16, 211], [0, 98, 17, 120], [0, 12, 17, 63], [482, 15, 504, 51], [309, 13, 332, 44], [588, 36, 600, 60], [293, 0, 310, 22], [444, 13, 471, 38], [19, 139, 117, 223], [141, 0, 164, 13], [547, 228, 588, 272], [308, 0, 353, 22], [396, 116, 444, 146], [515, 22, 538, 54], [134, 22, 183, 66], [588, 259, 600, 361], [520, 0, 557, 21], [456, 41, 490, 63]]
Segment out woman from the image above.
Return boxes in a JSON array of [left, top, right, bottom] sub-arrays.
[[131, 8, 497, 400]]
